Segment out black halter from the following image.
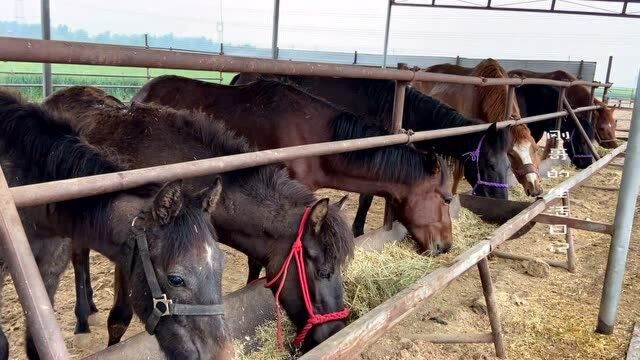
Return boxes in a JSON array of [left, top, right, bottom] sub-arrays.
[[131, 217, 225, 334]]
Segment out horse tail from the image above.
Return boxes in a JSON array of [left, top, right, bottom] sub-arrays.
[[471, 58, 520, 122], [0, 87, 122, 182]]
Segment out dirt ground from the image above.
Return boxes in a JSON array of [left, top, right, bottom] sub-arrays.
[[1, 110, 637, 359]]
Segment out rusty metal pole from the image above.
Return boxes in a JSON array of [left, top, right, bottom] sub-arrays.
[[478, 257, 506, 359], [562, 96, 601, 160], [0, 168, 69, 359], [505, 85, 515, 119], [588, 85, 596, 124], [384, 63, 408, 230], [564, 195, 577, 273], [543, 88, 566, 159]]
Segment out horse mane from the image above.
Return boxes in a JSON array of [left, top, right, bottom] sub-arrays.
[[130, 102, 355, 265], [330, 111, 442, 184], [469, 58, 521, 122], [0, 88, 152, 242]]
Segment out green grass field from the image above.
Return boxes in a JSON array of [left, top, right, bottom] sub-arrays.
[[0, 61, 237, 101]]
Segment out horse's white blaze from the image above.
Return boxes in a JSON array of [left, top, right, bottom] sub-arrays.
[[513, 140, 538, 185]]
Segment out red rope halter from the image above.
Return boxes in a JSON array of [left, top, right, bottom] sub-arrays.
[[264, 207, 350, 349]]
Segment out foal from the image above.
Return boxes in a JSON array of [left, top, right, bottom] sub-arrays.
[[0, 89, 231, 360]]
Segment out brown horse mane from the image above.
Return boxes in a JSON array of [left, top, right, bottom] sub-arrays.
[[469, 58, 521, 122], [242, 79, 446, 186]]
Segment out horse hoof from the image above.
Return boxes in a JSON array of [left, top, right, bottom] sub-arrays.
[[88, 312, 100, 326], [73, 333, 93, 349]]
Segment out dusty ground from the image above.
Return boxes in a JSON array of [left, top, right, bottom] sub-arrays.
[[1, 110, 636, 359]]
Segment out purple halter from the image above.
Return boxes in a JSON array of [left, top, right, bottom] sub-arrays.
[[569, 130, 595, 159], [463, 135, 509, 195]]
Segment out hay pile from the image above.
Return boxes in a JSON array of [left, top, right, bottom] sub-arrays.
[[234, 319, 295, 360]]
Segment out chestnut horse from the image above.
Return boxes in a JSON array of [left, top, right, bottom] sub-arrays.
[[509, 69, 617, 148], [229, 73, 514, 236], [134, 76, 457, 255], [44, 86, 355, 353], [0, 89, 232, 360], [413, 59, 543, 197]]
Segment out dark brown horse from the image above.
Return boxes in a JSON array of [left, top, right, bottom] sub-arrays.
[[0, 89, 232, 360], [513, 83, 597, 169], [509, 69, 618, 148], [133, 76, 455, 255], [412, 59, 542, 197], [229, 73, 513, 236], [44, 86, 354, 352]]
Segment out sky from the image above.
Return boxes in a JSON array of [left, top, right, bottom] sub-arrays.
[[1, 0, 639, 87]]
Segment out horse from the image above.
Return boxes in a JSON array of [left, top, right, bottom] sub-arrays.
[[412, 59, 542, 197], [509, 69, 617, 149], [43, 86, 355, 353], [229, 72, 514, 236], [0, 89, 232, 360], [133, 76, 458, 256], [513, 84, 596, 169]]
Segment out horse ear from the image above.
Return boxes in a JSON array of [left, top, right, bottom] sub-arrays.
[[309, 198, 330, 235], [152, 180, 184, 225], [334, 195, 348, 212], [201, 177, 223, 214]]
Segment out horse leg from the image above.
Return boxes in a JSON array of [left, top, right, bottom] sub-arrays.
[[352, 194, 373, 237], [86, 257, 99, 314], [26, 237, 70, 360], [246, 257, 263, 284], [72, 246, 92, 334], [107, 265, 133, 346]]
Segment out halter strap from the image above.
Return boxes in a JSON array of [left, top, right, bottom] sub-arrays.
[[131, 218, 225, 335], [462, 135, 509, 194], [264, 208, 350, 349]]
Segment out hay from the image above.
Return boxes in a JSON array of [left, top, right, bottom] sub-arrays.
[[343, 240, 436, 318], [234, 319, 296, 360]]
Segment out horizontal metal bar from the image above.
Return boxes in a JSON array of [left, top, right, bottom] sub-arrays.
[[0, 71, 223, 81], [8, 105, 600, 208], [391, 1, 640, 19], [492, 251, 569, 269], [0, 37, 610, 88], [532, 213, 613, 234]]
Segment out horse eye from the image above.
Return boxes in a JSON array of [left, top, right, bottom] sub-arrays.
[[318, 269, 331, 279], [167, 274, 185, 287]]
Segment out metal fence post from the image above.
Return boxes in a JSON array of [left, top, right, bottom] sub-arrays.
[[603, 56, 613, 104], [40, 0, 52, 98], [384, 63, 408, 230], [382, 0, 392, 68], [144, 34, 151, 81], [596, 71, 640, 335], [271, 0, 280, 60], [0, 167, 69, 359]]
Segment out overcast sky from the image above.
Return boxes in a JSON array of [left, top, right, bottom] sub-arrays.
[[1, 0, 639, 87]]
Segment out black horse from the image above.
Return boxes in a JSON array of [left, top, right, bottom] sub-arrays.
[[0, 89, 232, 360], [515, 84, 596, 169]]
